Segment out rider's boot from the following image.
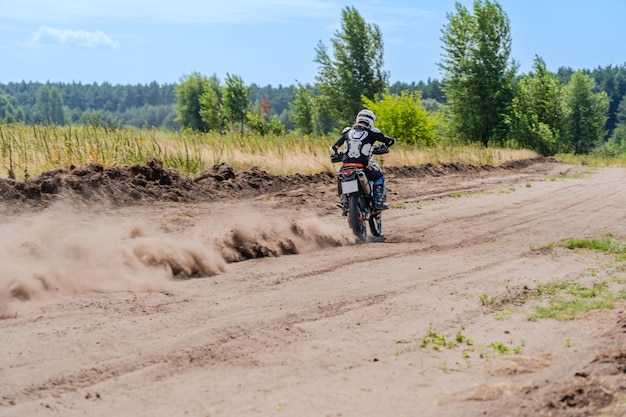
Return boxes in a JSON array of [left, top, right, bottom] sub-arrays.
[[373, 183, 389, 210]]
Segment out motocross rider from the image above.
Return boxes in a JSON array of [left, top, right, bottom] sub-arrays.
[[329, 109, 396, 210]]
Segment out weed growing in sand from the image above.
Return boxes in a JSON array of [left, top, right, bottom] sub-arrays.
[[419, 325, 474, 350], [488, 342, 523, 355], [397, 324, 527, 369], [455, 330, 474, 346], [479, 292, 502, 307], [420, 324, 457, 350], [492, 308, 514, 320], [527, 243, 559, 259], [489, 342, 510, 354], [396, 324, 473, 355], [497, 185, 516, 194]]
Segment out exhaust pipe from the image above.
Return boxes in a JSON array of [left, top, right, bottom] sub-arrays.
[[357, 171, 371, 195]]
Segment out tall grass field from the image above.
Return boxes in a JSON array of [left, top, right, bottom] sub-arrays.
[[0, 123, 540, 181]]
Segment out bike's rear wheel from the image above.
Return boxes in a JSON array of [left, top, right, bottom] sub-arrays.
[[347, 193, 367, 242]]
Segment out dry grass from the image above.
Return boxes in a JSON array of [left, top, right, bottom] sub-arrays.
[[556, 153, 626, 168], [1, 123, 539, 181]]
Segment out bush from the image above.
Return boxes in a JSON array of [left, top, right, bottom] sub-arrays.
[[363, 91, 439, 146]]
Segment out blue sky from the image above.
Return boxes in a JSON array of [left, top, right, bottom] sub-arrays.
[[1, 0, 624, 87]]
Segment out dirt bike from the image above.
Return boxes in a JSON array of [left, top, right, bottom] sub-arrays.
[[330, 144, 389, 242]]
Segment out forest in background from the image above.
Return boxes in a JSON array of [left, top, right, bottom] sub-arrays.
[[0, 78, 445, 131], [0, 64, 624, 138]]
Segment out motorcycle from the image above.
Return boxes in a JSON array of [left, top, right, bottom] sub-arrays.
[[330, 144, 389, 242]]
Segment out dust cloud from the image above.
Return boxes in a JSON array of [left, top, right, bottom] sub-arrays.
[[218, 214, 354, 262], [0, 203, 353, 318], [0, 203, 225, 318]]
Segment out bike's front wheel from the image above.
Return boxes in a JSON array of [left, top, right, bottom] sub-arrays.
[[347, 193, 367, 242]]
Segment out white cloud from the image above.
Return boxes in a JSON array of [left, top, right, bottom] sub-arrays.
[[32, 26, 119, 49]]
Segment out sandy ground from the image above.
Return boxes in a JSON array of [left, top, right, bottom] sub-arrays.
[[1, 159, 626, 417]]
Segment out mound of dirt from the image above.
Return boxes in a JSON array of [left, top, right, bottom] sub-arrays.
[[0, 156, 558, 209]]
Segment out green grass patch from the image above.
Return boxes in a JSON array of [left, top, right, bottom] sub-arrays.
[[561, 234, 626, 254], [530, 295, 621, 321], [536, 280, 609, 298], [478, 235, 626, 321], [527, 235, 626, 320]]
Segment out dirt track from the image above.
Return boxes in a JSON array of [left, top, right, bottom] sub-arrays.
[[1, 158, 626, 417]]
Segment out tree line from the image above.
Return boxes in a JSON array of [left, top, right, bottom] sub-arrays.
[[0, 78, 444, 132], [0, 80, 298, 130], [1, 1, 626, 156]]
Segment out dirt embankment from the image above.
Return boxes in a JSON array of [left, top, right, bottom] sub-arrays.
[[0, 156, 558, 208]]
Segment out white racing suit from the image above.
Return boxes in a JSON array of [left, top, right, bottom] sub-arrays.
[[330, 125, 395, 210]]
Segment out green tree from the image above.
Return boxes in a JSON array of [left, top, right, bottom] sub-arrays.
[[389, 79, 445, 103], [362, 91, 439, 146], [175, 72, 211, 131], [601, 93, 626, 154], [590, 64, 626, 137], [199, 75, 225, 133], [246, 113, 284, 136], [247, 97, 284, 136], [248, 84, 295, 118], [33, 85, 66, 124], [563, 71, 609, 154], [616, 93, 626, 126], [439, 0, 517, 146], [510, 56, 566, 156], [0, 91, 24, 123], [288, 83, 316, 135], [314, 6, 388, 127], [223, 73, 249, 134], [314, 95, 338, 135], [606, 125, 626, 155]]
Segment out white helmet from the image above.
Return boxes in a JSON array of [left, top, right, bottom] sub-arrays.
[[355, 109, 375, 129]]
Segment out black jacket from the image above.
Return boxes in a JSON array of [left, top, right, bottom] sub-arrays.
[[332, 126, 396, 166]]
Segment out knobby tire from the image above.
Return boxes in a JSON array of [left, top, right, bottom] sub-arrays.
[[348, 193, 367, 242]]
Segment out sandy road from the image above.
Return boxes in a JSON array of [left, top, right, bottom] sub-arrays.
[[2, 162, 626, 417]]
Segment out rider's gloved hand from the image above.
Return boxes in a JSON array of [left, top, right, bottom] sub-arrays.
[[329, 145, 338, 155]]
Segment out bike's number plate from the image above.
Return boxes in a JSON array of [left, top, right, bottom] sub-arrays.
[[341, 179, 359, 194]]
